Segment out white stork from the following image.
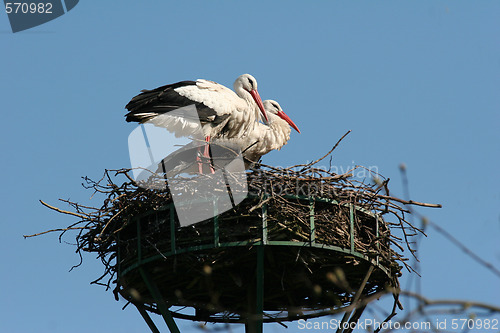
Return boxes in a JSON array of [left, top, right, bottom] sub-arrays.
[[125, 74, 268, 141], [125, 74, 268, 173], [214, 100, 300, 167]]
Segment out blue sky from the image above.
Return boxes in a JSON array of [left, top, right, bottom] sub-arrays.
[[1, 1, 499, 332]]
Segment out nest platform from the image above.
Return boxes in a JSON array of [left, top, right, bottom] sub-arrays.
[[32, 156, 437, 333], [117, 192, 398, 324]]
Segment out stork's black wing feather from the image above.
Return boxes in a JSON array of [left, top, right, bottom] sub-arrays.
[[125, 81, 229, 126]]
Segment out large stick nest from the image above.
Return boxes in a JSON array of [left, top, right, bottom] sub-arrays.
[[29, 142, 440, 322]]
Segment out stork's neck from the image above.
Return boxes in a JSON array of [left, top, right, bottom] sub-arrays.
[[234, 83, 258, 109], [233, 83, 246, 99], [265, 114, 292, 148]]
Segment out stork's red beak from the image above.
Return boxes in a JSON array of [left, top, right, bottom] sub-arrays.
[[249, 89, 269, 122], [277, 110, 301, 134]]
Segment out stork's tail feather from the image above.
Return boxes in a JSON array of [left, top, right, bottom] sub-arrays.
[[125, 81, 197, 112], [125, 112, 158, 123]]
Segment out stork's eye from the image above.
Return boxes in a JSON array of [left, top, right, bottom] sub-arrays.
[[272, 103, 279, 110], [248, 78, 254, 89]]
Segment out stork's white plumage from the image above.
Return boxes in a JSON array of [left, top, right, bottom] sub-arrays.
[[125, 74, 268, 140], [155, 100, 300, 174], [214, 100, 300, 166]]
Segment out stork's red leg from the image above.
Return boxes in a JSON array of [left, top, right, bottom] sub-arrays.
[[196, 146, 204, 174], [204, 136, 215, 174], [196, 136, 214, 174], [204, 136, 210, 157]]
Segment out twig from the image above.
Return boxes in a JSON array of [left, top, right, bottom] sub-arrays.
[[39, 200, 90, 219], [24, 226, 87, 238], [376, 195, 442, 208], [297, 130, 351, 171]]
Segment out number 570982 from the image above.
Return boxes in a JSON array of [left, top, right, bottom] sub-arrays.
[[5, 2, 53, 14]]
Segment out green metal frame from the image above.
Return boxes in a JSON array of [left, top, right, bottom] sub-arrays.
[[117, 194, 388, 333]]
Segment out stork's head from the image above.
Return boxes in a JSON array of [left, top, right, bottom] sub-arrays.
[[263, 100, 301, 134], [234, 74, 268, 122]]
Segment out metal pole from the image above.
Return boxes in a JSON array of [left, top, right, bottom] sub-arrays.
[[213, 198, 219, 247], [375, 214, 380, 266], [137, 217, 142, 264], [343, 305, 367, 333], [134, 303, 162, 333], [246, 246, 264, 333], [139, 267, 181, 333], [170, 203, 176, 253], [349, 204, 354, 253], [116, 230, 122, 282], [255, 245, 264, 329], [335, 265, 374, 333], [262, 200, 268, 244], [309, 198, 316, 244], [246, 202, 267, 333]]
